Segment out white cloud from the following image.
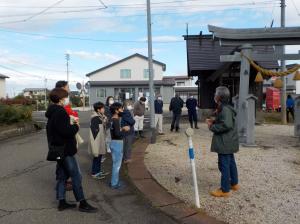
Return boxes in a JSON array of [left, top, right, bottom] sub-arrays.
[[66, 50, 120, 62], [139, 35, 181, 42], [128, 47, 164, 55]]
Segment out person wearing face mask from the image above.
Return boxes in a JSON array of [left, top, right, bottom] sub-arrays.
[[206, 86, 239, 198], [105, 96, 115, 154], [121, 100, 136, 163], [55, 81, 77, 191], [186, 95, 199, 129], [133, 97, 147, 138], [154, 95, 164, 135], [109, 102, 130, 189], [45, 88, 98, 212], [89, 102, 110, 180]]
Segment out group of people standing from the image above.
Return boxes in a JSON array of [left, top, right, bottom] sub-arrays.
[[45, 81, 145, 213], [45, 81, 240, 215]]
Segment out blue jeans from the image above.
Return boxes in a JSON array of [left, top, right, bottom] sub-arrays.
[[110, 140, 124, 187], [218, 154, 238, 193], [56, 156, 85, 201], [91, 155, 102, 175]]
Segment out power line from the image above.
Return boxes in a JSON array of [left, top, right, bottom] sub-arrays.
[[107, 0, 275, 8], [0, 8, 107, 19], [97, 0, 107, 9], [291, 0, 300, 15], [2, 58, 66, 73], [23, 0, 65, 22], [0, 27, 184, 44]]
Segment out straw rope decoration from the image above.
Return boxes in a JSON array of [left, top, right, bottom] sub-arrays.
[[241, 53, 300, 77]]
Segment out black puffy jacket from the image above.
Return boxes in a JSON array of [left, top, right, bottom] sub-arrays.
[[45, 104, 79, 157]]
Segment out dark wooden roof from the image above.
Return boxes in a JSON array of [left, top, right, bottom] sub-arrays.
[[86, 53, 166, 77], [183, 35, 279, 76], [0, 74, 9, 79], [208, 25, 300, 46]]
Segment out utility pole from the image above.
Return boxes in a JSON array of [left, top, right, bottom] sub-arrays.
[[44, 77, 47, 109], [281, 0, 287, 124], [65, 53, 70, 84], [146, 0, 156, 144]]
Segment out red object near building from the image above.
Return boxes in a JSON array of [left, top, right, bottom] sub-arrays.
[[266, 87, 280, 111]]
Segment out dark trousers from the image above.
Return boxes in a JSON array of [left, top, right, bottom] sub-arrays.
[[218, 154, 238, 193], [91, 155, 102, 175], [56, 156, 85, 201], [123, 134, 134, 160], [286, 107, 294, 123], [188, 110, 198, 126], [171, 113, 181, 130]]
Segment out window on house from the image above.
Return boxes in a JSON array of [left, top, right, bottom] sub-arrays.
[[96, 88, 106, 98], [176, 82, 185, 86], [143, 69, 155, 79], [120, 69, 131, 79]]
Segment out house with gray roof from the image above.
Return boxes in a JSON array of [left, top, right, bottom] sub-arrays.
[[86, 53, 175, 105]]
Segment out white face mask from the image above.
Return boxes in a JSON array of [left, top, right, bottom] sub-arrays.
[[127, 105, 133, 110], [190, 96, 194, 99], [109, 99, 114, 105], [63, 98, 70, 106], [158, 97, 162, 101]]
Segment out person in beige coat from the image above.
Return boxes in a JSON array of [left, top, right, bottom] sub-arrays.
[[89, 102, 109, 179]]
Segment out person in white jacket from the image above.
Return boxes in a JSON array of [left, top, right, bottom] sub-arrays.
[[89, 102, 109, 179]]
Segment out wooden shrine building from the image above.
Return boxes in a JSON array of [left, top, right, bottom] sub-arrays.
[[184, 34, 279, 109]]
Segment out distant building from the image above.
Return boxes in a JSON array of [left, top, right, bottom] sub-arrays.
[[0, 74, 9, 98], [163, 76, 198, 102], [23, 88, 49, 100], [86, 53, 175, 105]]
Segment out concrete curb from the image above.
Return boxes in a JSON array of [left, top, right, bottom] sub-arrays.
[[0, 122, 42, 141], [128, 139, 226, 224]]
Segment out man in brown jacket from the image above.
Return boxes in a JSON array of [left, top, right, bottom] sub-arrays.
[[133, 97, 146, 138]]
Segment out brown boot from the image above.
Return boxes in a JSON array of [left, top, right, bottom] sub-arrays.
[[210, 189, 230, 197], [231, 184, 240, 191]]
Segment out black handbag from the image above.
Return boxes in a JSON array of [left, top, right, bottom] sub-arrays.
[[47, 144, 65, 161]]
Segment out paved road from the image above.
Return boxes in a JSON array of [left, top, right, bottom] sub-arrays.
[[0, 114, 177, 224]]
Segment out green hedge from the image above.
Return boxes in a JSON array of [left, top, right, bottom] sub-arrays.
[[0, 104, 33, 124]]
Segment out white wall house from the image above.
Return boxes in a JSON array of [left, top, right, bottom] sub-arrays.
[[0, 74, 9, 99], [86, 53, 175, 105]]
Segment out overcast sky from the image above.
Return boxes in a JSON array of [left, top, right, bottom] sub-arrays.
[[0, 0, 299, 96]]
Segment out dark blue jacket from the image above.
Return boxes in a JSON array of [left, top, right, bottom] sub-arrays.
[[186, 98, 198, 112], [121, 109, 135, 136], [154, 99, 163, 114], [169, 97, 184, 114]]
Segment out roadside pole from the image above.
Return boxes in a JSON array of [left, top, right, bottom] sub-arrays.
[[185, 128, 200, 208], [146, 0, 156, 144], [280, 0, 287, 124]]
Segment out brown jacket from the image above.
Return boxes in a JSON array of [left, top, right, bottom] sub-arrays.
[[133, 101, 145, 116]]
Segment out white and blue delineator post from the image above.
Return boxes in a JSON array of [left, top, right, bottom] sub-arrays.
[[185, 128, 200, 208]]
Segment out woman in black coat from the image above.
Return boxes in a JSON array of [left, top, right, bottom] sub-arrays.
[[46, 88, 97, 212]]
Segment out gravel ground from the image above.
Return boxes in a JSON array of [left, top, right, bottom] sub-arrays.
[[145, 123, 300, 224]]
